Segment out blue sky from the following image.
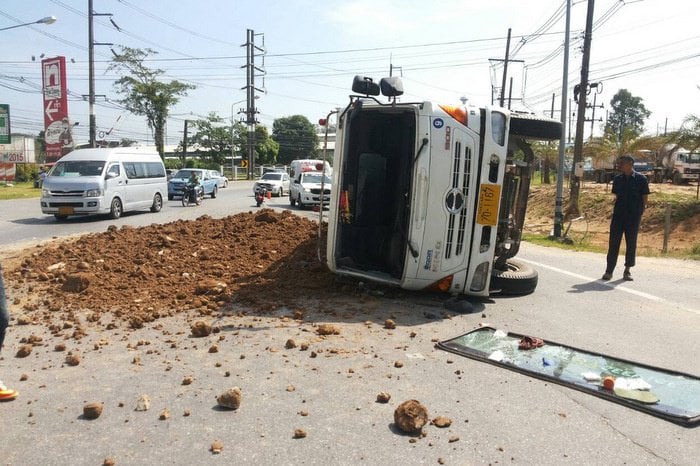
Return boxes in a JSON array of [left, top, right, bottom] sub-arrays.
[[1, 0, 698, 147]]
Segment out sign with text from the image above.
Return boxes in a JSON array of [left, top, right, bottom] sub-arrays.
[[41, 56, 73, 163], [0, 104, 10, 144]]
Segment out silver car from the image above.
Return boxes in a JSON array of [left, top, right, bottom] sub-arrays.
[[208, 170, 229, 188], [253, 172, 290, 197]]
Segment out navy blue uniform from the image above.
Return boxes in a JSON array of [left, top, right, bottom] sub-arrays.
[[605, 171, 650, 274]]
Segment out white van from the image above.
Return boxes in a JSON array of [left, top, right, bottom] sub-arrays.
[[40, 147, 167, 220]]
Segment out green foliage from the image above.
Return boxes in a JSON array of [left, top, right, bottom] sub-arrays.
[[13, 164, 39, 182], [674, 114, 700, 151], [188, 113, 231, 167], [109, 46, 195, 158], [254, 125, 279, 165], [604, 89, 651, 143], [272, 115, 319, 164]]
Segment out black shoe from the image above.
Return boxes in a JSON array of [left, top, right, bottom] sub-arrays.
[[602, 272, 612, 280], [623, 271, 633, 281]]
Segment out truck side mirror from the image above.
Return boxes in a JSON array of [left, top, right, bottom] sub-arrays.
[[380, 77, 404, 97], [352, 75, 380, 96]]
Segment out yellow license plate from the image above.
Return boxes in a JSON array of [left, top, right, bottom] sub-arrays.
[[58, 206, 74, 215], [476, 184, 500, 226]]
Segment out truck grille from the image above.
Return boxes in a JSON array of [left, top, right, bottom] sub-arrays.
[[445, 142, 472, 259], [310, 188, 331, 195]]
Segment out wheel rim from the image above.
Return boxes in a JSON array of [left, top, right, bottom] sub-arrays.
[[153, 194, 162, 211], [111, 198, 122, 218]]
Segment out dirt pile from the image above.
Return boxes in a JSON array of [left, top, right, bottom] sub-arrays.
[[5, 210, 338, 336]]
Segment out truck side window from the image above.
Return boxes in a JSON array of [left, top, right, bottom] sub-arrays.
[[491, 112, 506, 146]]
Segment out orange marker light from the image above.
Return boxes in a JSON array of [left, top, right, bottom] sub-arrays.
[[439, 105, 468, 126]]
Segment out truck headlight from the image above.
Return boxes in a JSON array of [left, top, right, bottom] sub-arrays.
[[41, 188, 50, 197], [85, 189, 103, 197], [469, 262, 490, 292], [303, 187, 311, 193]]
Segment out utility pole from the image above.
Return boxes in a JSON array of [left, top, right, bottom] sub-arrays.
[[553, 0, 571, 239], [489, 29, 523, 109], [87, 0, 113, 148], [182, 119, 188, 159], [499, 28, 511, 107], [568, 0, 596, 218], [586, 83, 604, 141], [241, 29, 265, 180]]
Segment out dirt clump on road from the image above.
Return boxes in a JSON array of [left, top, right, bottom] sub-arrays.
[[3, 210, 337, 338]]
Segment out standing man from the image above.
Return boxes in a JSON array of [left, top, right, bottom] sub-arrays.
[[602, 155, 650, 281], [0, 263, 19, 401]]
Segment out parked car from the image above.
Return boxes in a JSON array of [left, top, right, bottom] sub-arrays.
[[253, 172, 290, 197], [166, 169, 177, 180], [208, 170, 228, 188], [168, 168, 218, 200], [289, 171, 331, 208]]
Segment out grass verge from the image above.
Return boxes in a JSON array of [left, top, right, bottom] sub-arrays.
[[0, 181, 42, 200]]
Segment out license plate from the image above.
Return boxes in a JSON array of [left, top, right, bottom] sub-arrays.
[[58, 206, 74, 215], [476, 184, 500, 226]]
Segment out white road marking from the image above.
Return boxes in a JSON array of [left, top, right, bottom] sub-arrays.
[[521, 258, 700, 316]]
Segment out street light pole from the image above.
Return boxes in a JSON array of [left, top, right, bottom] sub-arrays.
[[230, 96, 257, 181], [0, 16, 56, 32]]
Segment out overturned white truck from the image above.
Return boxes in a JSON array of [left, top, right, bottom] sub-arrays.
[[326, 76, 561, 296]]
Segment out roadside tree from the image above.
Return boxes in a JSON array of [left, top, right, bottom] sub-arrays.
[[108, 46, 195, 158], [675, 114, 700, 151], [272, 115, 318, 165], [605, 89, 651, 146], [189, 113, 231, 167]]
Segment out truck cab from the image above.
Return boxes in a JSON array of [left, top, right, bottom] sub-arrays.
[[326, 76, 561, 296]]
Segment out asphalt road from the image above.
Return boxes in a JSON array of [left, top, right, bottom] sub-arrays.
[[0, 185, 699, 465]]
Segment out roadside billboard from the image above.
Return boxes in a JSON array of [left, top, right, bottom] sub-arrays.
[[41, 56, 74, 163], [0, 104, 10, 144]]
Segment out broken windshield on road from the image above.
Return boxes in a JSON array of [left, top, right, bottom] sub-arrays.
[[438, 326, 700, 426]]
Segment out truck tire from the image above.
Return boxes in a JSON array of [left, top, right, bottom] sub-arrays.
[[490, 259, 538, 296], [673, 171, 683, 185]]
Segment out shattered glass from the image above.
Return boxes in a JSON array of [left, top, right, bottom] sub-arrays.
[[438, 327, 700, 426]]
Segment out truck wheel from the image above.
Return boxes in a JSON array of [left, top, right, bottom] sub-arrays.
[[211, 186, 217, 198], [490, 259, 538, 296], [673, 172, 682, 185], [297, 194, 305, 209], [109, 197, 123, 219]]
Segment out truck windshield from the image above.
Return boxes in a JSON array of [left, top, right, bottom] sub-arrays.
[[48, 161, 105, 177], [303, 173, 331, 184]]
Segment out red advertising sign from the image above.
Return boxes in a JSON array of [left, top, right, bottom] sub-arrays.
[[41, 56, 74, 163]]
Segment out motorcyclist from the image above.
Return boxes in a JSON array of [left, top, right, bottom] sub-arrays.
[[187, 171, 202, 202]]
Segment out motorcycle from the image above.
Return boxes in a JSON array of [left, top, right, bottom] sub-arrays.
[[182, 183, 204, 207], [254, 186, 268, 207]]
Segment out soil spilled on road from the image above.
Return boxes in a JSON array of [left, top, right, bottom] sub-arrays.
[[4, 210, 340, 338]]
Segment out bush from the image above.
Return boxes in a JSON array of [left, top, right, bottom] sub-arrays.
[[14, 164, 39, 182]]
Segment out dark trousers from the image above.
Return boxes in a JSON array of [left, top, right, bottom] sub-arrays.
[[606, 214, 641, 273]]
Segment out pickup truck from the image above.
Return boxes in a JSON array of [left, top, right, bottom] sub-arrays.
[[289, 171, 332, 208]]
